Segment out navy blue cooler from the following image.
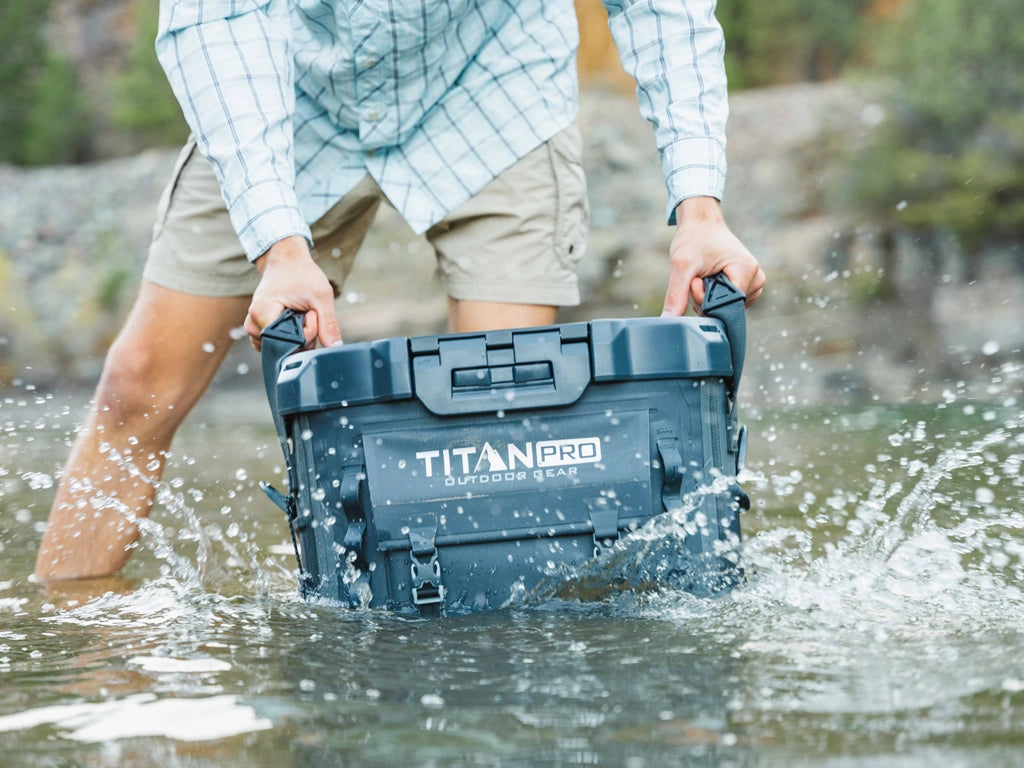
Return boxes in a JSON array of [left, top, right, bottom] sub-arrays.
[[261, 275, 750, 614]]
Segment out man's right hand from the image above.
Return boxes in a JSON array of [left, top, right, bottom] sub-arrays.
[[244, 235, 343, 350]]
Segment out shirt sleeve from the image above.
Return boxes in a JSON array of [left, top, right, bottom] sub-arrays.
[[157, 0, 310, 262], [603, 0, 729, 224]]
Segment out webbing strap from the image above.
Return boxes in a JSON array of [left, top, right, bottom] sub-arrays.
[[259, 310, 309, 578], [260, 310, 307, 461], [701, 273, 746, 398], [701, 274, 747, 457]]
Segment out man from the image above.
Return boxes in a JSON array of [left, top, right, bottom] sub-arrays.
[[35, 0, 765, 581]]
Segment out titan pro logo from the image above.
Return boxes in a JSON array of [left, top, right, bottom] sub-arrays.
[[415, 437, 602, 485]]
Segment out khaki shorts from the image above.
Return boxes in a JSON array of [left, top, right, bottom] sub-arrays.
[[144, 128, 588, 306]]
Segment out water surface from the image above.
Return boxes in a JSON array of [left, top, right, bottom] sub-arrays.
[[1, 382, 1022, 767]]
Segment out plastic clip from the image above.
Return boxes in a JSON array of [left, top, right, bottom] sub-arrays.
[[656, 437, 685, 513], [589, 506, 620, 557], [408, 527, 443, 606]]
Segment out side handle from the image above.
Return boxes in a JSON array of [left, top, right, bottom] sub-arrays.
[[700, 273, 746, 399], [260, 309, 309, 449], [700, 273, 747, 462], [259, 310, 311, 585]]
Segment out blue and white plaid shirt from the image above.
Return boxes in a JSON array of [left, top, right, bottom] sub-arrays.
[[157, 0, 728, 262]]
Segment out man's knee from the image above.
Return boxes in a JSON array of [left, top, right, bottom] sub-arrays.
[[93, 329, 189, 428]]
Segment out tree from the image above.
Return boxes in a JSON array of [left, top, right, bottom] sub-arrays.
[[848, 0, 1024, 257], [0, 0, 92, 165], [113, 0, 187, 149], [20, 53, 93, 165], [0, 1, 51, 163], [718, 0, 872, 89]]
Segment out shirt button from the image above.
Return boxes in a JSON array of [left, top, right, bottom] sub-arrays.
[[366, 110, 380, 122], [363, 56, 377, 68]]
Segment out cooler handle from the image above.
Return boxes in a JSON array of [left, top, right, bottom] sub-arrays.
[[259, 309, 308, 457], [700, 273, 746, 396], [700, 273, 747, 463], [413, 328, 592, 416], [259, 310, 310, 584]]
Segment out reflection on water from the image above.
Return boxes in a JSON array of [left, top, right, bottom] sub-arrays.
[[1, 383, 1022, 766]]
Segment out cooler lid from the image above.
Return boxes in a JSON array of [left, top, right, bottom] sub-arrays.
[[274, 317, 732, 416]]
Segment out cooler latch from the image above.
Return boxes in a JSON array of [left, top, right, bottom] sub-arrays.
[[408, 523, 443, 607], [657, 437, 685, 513]]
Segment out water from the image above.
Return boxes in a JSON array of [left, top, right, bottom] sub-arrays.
[[1, 384, 1023, 767]]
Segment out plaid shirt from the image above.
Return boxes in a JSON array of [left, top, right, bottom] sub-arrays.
[[157, 0, 728, 262]]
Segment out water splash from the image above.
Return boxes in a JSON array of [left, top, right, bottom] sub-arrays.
[[746, 421, 1024, 621]]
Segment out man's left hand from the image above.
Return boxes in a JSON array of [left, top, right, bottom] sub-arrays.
[[662, 196, 766, 316]]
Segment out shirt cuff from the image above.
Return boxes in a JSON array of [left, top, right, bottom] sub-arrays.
[[662, 136, 727, 225], [227, 179, 313, 262]]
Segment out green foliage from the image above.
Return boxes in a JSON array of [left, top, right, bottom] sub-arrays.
[[0, 0, 52, 163], [0, 0, 184, 166], [19, 53, 93, 165], [112, 0, 187, 147], [0, 0, 91, 165], [848, 0, 1024, 253], [718, 0, 872, 89]]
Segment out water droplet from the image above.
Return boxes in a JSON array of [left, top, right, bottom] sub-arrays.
[[21, 472, 53, 490]]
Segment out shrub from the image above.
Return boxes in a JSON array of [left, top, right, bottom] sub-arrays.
[[112, 0, 187, 148], [848, 0, 1024, 256], [718, 0, 872, 89]]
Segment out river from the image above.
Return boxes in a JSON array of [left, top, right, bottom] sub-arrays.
[[1, 380, 1022, 766]]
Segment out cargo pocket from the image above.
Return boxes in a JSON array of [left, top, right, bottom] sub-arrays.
[[548, 125, 589, 271], [151, 135, 199, 242]]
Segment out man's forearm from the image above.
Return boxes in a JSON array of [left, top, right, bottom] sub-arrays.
[[603, 0, 729, 218], [156, 2, 308, 261]]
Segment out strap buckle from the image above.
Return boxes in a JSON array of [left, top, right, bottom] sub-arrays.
[[657, 437, 685, 513], [589, 505, 620, 557], [408, 526, 443, 606]]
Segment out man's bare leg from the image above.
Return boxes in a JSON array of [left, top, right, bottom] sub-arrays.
[[448, 299, 556, 333], [34, 281, 251, 581]]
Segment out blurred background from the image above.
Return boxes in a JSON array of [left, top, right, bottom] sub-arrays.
[[0, 0, 1021, 406]]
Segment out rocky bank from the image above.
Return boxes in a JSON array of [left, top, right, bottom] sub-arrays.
[[1, 82, 1021, 407]]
